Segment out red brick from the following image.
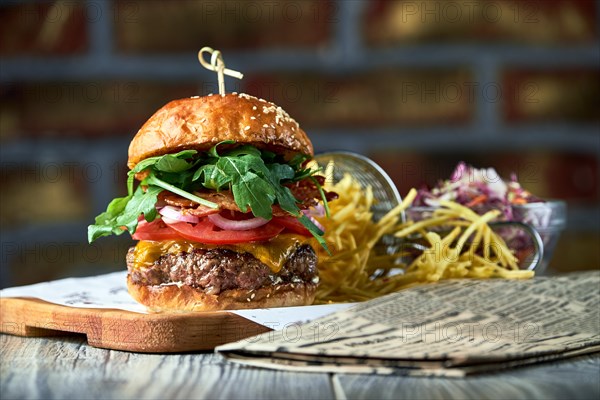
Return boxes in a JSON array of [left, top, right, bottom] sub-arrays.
[[503, 69, 600, 123], [242, 69, 474, 128], [368, 151, 599, 204], [114, 0, 334, 53], [4, 238, 133, 287], [0, 2, 88, 56], [549, 231, 600, 273], [364, 0, 597, 45], [0, 163, 92, 229], [0, 81, 197, 139]]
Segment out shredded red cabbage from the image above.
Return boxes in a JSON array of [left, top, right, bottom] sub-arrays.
[[414, 162, 544, 221]]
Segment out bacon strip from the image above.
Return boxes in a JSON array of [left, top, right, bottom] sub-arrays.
[[157, 177, 338, 216]]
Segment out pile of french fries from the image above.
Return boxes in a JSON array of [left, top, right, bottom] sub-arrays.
[[313, 173, 534, 304]]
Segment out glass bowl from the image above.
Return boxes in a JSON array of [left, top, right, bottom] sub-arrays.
[[405, 200, 566, 274], [313, 152, 566, 274], [511, 200, 567, 274], [314, 151, 404, 257], [405, 206, 543, 271]]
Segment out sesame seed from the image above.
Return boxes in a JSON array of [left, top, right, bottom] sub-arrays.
[[232, 92, 238, 95], [263, 105, 278, 115], [190, 95, 200, 99], [250, 116, 256, 120], [244, 126, 250, 131], [250, 293, 255, 299], [208, 93, 213, 96], [252, 106, 257, 110], [263, 124, 269, 128]]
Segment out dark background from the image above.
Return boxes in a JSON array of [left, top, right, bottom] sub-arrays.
[[1, 0, 599, 287]]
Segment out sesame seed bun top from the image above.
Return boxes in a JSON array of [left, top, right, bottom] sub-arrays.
[[127, 93, 314, 169]]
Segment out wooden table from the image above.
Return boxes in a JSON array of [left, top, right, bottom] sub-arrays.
[[2, 334, 599, 399]]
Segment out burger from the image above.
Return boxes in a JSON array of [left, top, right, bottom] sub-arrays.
[[88, 93, 335, 311]]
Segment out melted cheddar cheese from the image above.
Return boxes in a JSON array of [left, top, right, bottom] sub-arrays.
[[132, 233, 307, 273]]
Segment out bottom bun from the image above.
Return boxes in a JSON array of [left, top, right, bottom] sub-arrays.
[[127, 275, 317, 312]]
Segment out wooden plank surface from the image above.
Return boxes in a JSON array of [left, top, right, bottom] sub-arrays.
[[335, 358, 600, 400], [0, 297, 271, 352], [0, 335, 334, 400], [2, 334, 599, 400]]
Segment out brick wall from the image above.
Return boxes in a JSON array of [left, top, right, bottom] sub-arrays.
[[1, 0, 598, 287]]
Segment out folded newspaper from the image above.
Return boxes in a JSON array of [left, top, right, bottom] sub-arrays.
[[217, 271, 600, 377]]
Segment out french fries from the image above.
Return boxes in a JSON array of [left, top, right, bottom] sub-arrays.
[[313, 173, 534, 304]]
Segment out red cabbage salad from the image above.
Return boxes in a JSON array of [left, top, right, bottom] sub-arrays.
[[414, 162, 544, 221]]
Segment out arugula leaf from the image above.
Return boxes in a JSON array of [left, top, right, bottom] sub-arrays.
[[88, 150, 219, 244], [232, 172, 276, 219], [288, 153, 308, 168], [145, 173, 218, 209], [193, 163, 230, 189], [87, 185, 162, 243], [127, 173, 135, 196], [155, 169, 196, 188], [95, 196, 130, 226], [298, 214, 330, 255], [129, 149, 197, 175], [209, 140, 235, 157], [87, 195, 132, 242], [293, 165, 317, 182], [266, 163, 299, 215], [89, 141, 333, 253], [217, 154, 254, 178], [212, 151, 289, 219], [116, 185, 162, 233], [310, 176, 331, 218], [155, 152, 198, 173], [194, 144, 331, 248], [226, 145, 262, 158], [267, 163, 295, 181]]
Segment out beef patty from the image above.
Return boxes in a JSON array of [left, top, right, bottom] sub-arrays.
[[127, 245, 318, 295]]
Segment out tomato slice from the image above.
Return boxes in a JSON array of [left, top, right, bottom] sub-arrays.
[[132, 219, 182, 241], [166, 219, 284, 244], [273, 216, 311, 236]]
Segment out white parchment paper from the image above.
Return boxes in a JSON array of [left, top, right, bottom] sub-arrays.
[[0, 271, 353, 327]]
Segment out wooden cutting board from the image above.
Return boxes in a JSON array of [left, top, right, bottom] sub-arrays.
[[0, 297, 271, 353]]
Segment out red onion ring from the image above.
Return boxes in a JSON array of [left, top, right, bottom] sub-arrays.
[[208, 213, 269, 231], [305, 204, 325, 217], [302, 211, 325, 231], [158, 206, 200, 224], [160, 216, 180, 225]]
